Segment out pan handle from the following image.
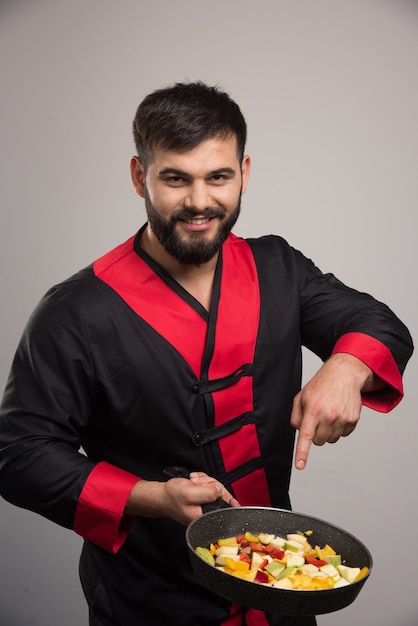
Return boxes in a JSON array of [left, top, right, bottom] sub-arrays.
[[163, 466, 191, 479], [163, 466, 232, 513]]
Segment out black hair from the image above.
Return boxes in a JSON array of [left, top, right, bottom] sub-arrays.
[[132, 81, 247, 168]]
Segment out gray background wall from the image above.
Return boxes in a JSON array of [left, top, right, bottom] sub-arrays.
[[0, 1, 417, 624]]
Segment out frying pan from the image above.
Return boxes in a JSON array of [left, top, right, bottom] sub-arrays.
[[185, 505, 372, 616]]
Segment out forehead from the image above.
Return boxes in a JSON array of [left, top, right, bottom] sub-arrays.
[[148, 135, 240, 173]]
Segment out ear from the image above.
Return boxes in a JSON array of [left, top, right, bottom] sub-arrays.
[[240, 154, 251, 194], [130, 156, 146, 198]]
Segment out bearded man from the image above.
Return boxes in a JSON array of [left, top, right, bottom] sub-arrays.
[[0, 81, 413, 626]]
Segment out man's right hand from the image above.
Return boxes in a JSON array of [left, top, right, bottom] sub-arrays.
[[125, 472, 239, 525]]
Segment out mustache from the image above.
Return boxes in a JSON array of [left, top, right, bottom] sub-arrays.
[[170, 207, 226, 222]]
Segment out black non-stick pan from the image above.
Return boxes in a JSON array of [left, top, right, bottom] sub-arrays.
[[186, 506, 372, 616]]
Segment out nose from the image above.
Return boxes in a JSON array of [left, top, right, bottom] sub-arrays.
[[184, 181, 211, 211]]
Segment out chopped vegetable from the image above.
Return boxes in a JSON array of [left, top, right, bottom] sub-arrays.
[[195, 530, 369, 591], [195, 546, 215, 566]]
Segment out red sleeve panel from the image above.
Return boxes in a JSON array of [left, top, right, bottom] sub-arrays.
[[73, 462, 139, 553], [332, 331, 403, 412]]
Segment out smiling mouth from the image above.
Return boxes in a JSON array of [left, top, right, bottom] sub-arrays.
[[174, 207, 225, 226], [183, 217, 214, 225]]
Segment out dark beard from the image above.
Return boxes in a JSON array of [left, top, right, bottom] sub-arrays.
[[144, 189, 241, 265]]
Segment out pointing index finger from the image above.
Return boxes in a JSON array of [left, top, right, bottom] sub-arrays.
[[294, 427, 313, 470]]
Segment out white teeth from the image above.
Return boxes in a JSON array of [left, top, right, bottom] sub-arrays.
[[185, 217, 210, 224]]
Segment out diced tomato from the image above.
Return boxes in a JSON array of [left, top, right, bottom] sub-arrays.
[[263, 544, 285, 559], [249, 542, 265, 552], [262, 543, 276, 554], [236, 534, 246, 544], [304, 555, 327, 567], [239, 552, 251, 564], [274, 549, 285, 559]]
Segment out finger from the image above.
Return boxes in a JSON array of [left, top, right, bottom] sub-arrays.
[[291, 394, 314, 470], [210, 480, 234, 504], [294, 426, 314, 470], [189, 474, 222, 498], [189, 473, 223, 493], [191, 475, 238, 507], [323, 415, 358, 443], [189, 477, 224, 506], [342, 422, 357, 438], [189, 472, 211, 483], [290, 392, 303, 430], [312, 420, 336, 446], [219, 484, 240, 506]]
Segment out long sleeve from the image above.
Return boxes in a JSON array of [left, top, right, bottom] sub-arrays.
[[0, 270, 139, 551], [294, 247, 413, 398], [331, 332, 404, 411], [248, 235, 413, 409], [74, 462, 139, 552]]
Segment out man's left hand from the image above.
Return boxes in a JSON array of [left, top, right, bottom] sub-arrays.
[[290, 353, 376, 470]]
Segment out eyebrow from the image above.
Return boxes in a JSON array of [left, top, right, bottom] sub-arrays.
[[158, 167, 237, 178]]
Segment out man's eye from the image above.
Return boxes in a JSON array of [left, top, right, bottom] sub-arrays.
[[210, 174, 227, 183]]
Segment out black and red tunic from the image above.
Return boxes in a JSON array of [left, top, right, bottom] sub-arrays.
[[0, 228, 413, 625]]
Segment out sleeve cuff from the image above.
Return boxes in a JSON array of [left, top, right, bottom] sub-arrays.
[[74, 461, 140, 553], [332, 332, 404, 413]]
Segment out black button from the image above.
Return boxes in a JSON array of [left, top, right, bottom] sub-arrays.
[[192, 383, 201, 394], [193, 433, 205, 445]]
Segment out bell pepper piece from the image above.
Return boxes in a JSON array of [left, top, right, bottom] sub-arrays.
[[224, 556, 250, 571], [254, 570, 269, 584], [305, 555, 326, 567], [245, 532, 260, 543], [355, 566, 369, 581]]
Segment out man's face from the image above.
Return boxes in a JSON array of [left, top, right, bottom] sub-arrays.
[[131, 135, 250, 265]]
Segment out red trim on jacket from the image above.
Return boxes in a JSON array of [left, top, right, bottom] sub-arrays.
[[73, 462, 139, 553], [93, 235, 207, 378], [245, 609, 270, 626], [222, 604, 245, 626], [221, 605, 270, 626], [332, 331, 403, 412], [209, 236, 271, 507], [95, 233, 272, 508]]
